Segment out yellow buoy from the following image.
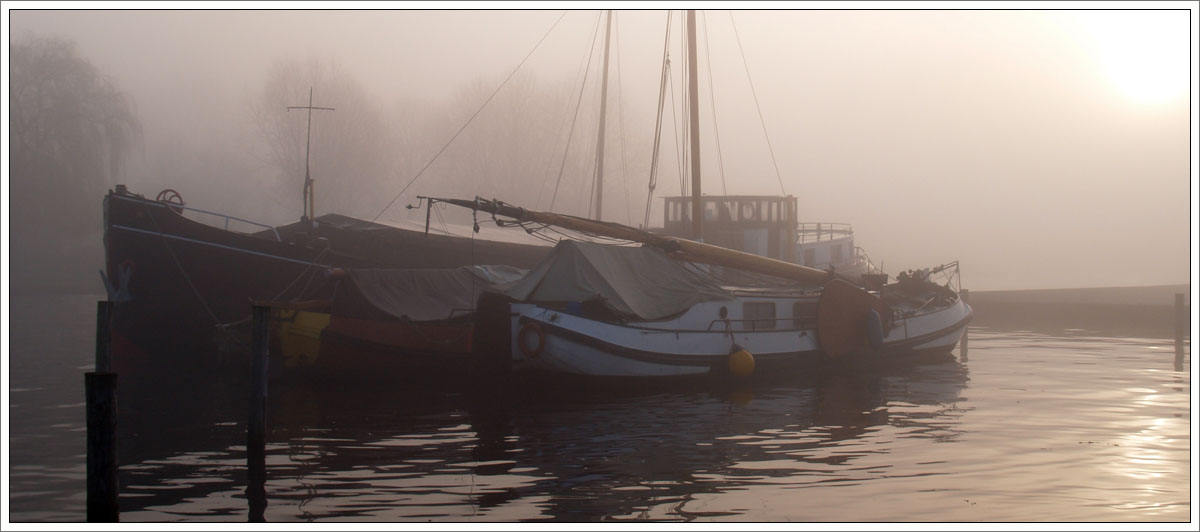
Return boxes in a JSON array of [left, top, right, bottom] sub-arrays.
[[728, 347, 755, 377]]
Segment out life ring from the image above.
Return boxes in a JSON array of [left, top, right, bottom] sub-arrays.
[[155, 189, 185, 214], [517, 321, 546, 358]]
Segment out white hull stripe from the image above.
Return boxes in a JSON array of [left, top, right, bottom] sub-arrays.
[[527, 317, 817, 367], [524, 308, 972, 367]]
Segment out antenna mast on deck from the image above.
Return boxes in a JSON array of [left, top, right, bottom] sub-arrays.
[[592, 10, 614, 222], [288, 87, 335, 222], [686, 9, 702, 242]]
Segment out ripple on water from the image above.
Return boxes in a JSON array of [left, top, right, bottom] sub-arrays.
[[7, 326, 1191, 522]]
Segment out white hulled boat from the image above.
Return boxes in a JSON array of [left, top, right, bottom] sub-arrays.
[[423, 197, 971, 379], [421, 10, 970, 378]]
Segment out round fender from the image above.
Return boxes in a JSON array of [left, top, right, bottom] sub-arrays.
[[517, 321, 546, 358], [865, 309, 884, 351], [728, 344, 755, 377]]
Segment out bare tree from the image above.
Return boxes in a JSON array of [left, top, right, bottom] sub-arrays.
[[9, 34, 141, 292], [249, 56, 397, 221], [10, 35, 141, 229]]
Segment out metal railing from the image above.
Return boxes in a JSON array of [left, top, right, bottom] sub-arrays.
[[706, 316, 817, 332], [124, 195, 282, 241], [796, 222, 853, 243]]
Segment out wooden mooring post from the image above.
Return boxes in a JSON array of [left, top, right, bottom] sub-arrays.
[[87, 300, 118, 522], [95, 300, 112, 372], [959, 289, 969, 360], [1175, 293, 1187, 368], [247, 305, 270, 522]]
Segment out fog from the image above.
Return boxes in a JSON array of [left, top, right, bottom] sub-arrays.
[[5, 6, 1195, 291]]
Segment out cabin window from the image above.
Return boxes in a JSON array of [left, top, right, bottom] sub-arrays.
[[743, 302, 776, 330], [803, 248, 816, 267], [739, 201, 756, 222], [793, 301, 818, 328], [832, 243, 844, 263]]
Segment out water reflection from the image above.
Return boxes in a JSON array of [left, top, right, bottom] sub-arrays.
[[112, 354, 971, 522], [10, 292, 1188, 522]]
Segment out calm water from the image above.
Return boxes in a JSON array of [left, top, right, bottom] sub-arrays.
[[6, 292, 1193, 523]]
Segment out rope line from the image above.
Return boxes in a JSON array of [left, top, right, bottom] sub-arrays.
[[729, 10, 787, 196], [701, 12, 728, 195], [613, 12, 633, 226], [142, 203, 220, 325], [551, 10, 604, 213], [643, 10, 673, 230], [372, 10, 569, 222]]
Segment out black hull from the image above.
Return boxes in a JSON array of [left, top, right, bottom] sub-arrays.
[[102, 187, 549, 373]]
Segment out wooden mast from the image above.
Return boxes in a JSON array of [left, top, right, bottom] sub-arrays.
[[593, 10, 614, 222], [414, 10, 846, 287], [686, 10, 703, 241]]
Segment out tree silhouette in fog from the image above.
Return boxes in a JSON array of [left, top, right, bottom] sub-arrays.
[[250, 56, 397, 222], [9, 35, 141, 291], [430, 72, 593, 218]]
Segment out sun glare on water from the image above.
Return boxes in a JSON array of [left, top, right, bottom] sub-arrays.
[[1074, 10, 1190, 105]]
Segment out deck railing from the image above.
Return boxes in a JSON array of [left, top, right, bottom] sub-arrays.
[[125, 195, 282, 241], [796, 222, 853, 243]]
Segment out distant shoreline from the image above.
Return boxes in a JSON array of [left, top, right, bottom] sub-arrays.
[[967, 284, 1190, 307], [964, 284, 1190, 339]]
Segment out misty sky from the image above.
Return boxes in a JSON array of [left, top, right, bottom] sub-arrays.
[[4, 3, 1196, 291]]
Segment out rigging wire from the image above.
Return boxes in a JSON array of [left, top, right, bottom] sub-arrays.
[[678, 11, 690, 199], [643, 10, 673, 230], [613, 12, 633, 227], [668, 62, 685, 200], [550, 10, 604, 213], [701, 11, 729, 196], [535, 16, 600, 211], [433, 202, 452, 236], [728, 10, 787, 196], [370, 10, 569, 223]]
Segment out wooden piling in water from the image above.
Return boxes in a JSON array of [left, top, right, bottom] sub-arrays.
[[1175, 293, 1186, 367], [247, 305, 269, 522], [86, 372, 118, 522], [87, 300, 118, 522], [95, 300, 113, 372]]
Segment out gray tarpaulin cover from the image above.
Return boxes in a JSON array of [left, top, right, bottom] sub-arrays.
[[347, 265, 526, 322], [497, 240, 733, 321]]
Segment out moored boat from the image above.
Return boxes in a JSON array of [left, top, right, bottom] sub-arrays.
[[429, 197, 971, 379], [102, 184, 547, 373]]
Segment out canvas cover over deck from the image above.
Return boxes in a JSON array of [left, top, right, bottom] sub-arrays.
[[347, 265, 526, 322], [497, 240, 733, 321]]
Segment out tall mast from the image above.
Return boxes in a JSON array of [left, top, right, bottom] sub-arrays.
[[686, 10, 702, 241], [592, 10, 614, 221], [287, 87, 334, 222]]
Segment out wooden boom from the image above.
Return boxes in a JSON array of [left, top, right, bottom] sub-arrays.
[[422, 196, 840, 286]]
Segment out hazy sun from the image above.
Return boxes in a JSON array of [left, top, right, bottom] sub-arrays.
[[1075, 11, 1189, 104]]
